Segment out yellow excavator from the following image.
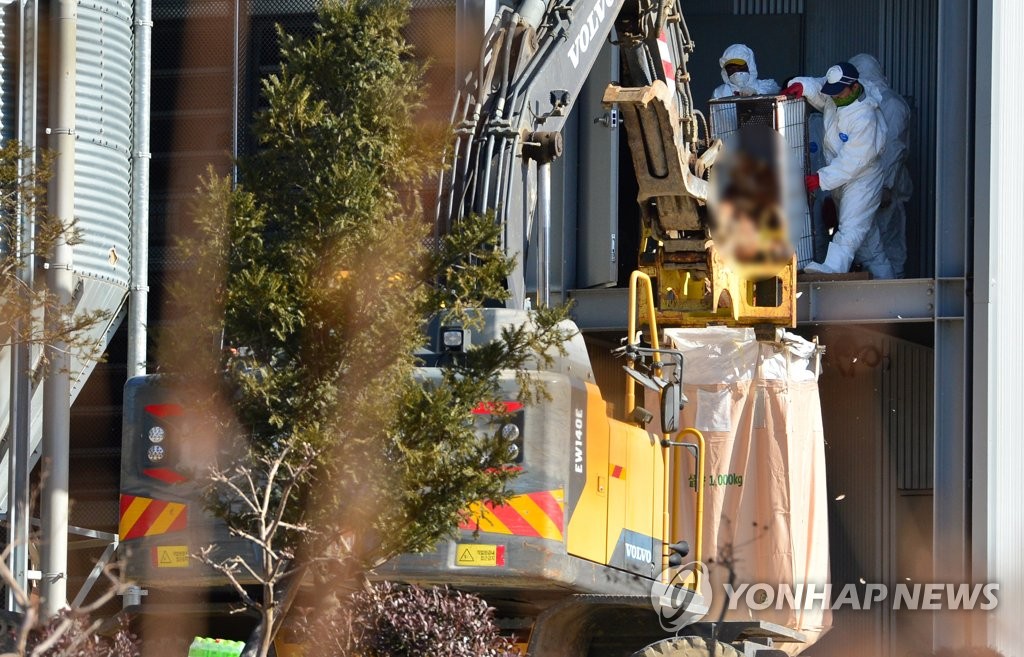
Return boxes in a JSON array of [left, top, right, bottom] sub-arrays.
[[387, 1, 810, 653], [119, 1, 820, 655]]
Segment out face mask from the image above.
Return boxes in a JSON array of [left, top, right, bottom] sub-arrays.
[[833, 85, 862, 108], [831, 85, 864, 107], [729, 71, 752, 87]]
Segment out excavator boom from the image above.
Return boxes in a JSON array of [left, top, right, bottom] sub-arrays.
[[441, 0, 797, 328]]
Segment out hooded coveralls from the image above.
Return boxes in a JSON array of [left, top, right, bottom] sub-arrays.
[[850, 53, 912, 278], [712, 44, 780, 99], [791, 75, 894, 278]]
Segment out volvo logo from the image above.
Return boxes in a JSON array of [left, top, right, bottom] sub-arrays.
[[567, 0, 616, 69]]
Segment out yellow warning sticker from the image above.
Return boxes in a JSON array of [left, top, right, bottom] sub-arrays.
[[454, 544, 505, 567], [155, 545, 190, 568]]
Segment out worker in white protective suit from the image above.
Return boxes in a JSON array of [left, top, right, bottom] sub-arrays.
[[712, 44, 780, 99], [782, 62, 894, 278], [849, 53, 912, 278]]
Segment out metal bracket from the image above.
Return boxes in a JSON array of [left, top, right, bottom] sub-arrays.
[[121, 585, 148, 609], [536, 90, 570, 124], [484, 116, 515, 138], [521, 131, 563, 164], [454, 119, 478, 136], [593, 108, 619, 129], [71, 540, 118, 608], [550, 5, 572, 23], [613, 342, 685, 384]]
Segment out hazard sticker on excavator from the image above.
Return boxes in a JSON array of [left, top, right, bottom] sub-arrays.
[[153, 545, 189, 568], [454, 544, 505, 567]]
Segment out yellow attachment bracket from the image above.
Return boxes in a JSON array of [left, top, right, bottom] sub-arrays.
[[640, 245, 798, 330]]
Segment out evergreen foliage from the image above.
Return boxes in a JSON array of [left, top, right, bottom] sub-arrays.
[[160, 1, 572, 652]]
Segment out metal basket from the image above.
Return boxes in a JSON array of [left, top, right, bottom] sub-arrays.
[[709, 95, 815, 267]]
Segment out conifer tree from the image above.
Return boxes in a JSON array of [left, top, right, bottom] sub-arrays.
[[161, 1, 570, 653]]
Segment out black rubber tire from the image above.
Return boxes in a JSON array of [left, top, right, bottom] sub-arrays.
[[631, 635, 745, 657]]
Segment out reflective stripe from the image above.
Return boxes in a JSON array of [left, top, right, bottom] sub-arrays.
[[119, 494, 188, 540], [146, 501, 187, 536], [119, 495, 150, 540], [459, 489, 565, 541], [508, 494, 562, 541]]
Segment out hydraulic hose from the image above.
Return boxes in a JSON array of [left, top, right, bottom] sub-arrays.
[[477, 18, 517, 213]]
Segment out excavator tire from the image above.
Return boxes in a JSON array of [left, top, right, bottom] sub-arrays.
[[631, 635, 745, 657]]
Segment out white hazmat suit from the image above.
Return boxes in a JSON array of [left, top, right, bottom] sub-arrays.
[[792, 75, 894, 278], [712, 44, 780, 99], [850, 53, 912, 278]]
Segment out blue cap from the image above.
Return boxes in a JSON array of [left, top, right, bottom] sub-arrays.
[[821, 61, 860, 96]]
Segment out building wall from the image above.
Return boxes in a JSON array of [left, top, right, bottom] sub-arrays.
[[878, 0, 938, 278], [974, 0, 1024, 653], [812, 325, 935, 657]]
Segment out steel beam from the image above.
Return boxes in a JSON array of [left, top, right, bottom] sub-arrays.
[[569, 278, 943, 331], [797, 279, 939, 324], [569, 287, 629, 330], [69, 540, 117, 609], [932, 0, 974, 651]]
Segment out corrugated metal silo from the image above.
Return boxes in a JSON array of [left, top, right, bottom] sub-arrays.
[[0, 0, 18, 143], [70, 0, 134, 394], [0, 0, 135, 511]]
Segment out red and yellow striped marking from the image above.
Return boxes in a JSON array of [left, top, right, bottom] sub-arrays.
[[459, 489, 564, 542], [658, 31, 676, 97], [119, 494, 187, 540], [472, 401, 524, 415]]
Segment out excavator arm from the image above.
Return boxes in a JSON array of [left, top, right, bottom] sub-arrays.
[[439, 0, 797, 328]]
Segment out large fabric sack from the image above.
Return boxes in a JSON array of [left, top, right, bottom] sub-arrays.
[[661, 327, 831, 654]]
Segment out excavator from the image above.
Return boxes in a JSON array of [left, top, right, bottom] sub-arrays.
[[438, 0, 798, 329], [119, 1, 822, 655]]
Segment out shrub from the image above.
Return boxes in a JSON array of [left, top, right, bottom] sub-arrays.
[[0, 611, 140, 657], [292, 581, 518, 657]]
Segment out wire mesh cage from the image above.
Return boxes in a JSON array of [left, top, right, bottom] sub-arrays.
[[709, 96, 815, 267]]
